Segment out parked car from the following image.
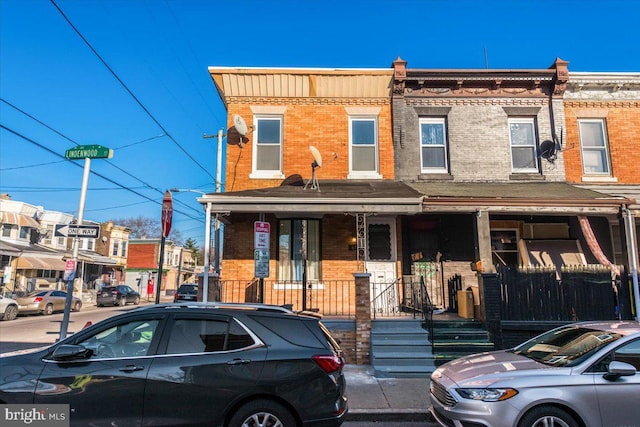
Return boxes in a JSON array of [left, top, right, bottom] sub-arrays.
[[0, 302, 348, 426], [15, 290, 82, 315], [429, 320, 640, 427], [96, 285, 140, 307], [0, 295, 19, 321], [174, 283, 198, 302]]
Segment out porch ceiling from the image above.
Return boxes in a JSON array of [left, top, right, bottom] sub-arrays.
[[197, 180, 424, 215], [408, 182, 631, 215]]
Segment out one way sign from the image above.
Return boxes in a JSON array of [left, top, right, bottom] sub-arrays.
[[54, 224, 100, 238]]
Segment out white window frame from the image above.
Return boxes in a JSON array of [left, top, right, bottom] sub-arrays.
[[578, 119, 611, 176], [250, 115, 284, 179], [419, 117, 449, 173], [508, 117, 539, 173], [112, 240, 120, 257], [348, 116, 381, 179]]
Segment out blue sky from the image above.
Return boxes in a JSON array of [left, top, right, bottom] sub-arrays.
[[1, 0, 639, 246]]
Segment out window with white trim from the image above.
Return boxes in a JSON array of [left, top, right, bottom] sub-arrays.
[[112, 240, 120, 257], [277, 219, 320, 282], [509, 118, 539, 172], [419, 118, 448, 173], [252, 116, 282, 177], [349, 117, 379, 177], [578, 119, 611, 175]]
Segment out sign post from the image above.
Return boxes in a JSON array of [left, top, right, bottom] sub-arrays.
[[59, 145, 113, 340], [156, 191, 173, 304], [254, 221, 270, 302]]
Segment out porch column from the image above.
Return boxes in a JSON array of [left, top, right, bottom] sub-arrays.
[[354, 272, 371, 365], [475, 210, 493, 273]]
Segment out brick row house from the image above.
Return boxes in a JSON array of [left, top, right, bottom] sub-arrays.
[[199, 60, 639, 365]]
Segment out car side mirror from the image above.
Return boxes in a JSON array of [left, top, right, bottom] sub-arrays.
[[603, 360, 637, 381], [51, 344, 94, 361]]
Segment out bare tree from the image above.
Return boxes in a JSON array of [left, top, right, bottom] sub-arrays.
[[114, 216, 183, 244]]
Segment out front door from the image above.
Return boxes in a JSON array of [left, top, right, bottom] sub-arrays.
[[365, 217, 398, 315]]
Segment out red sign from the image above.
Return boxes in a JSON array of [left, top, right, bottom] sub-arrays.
[[161, 190, 173, 238]]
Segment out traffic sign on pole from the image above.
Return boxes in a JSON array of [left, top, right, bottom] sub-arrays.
[[54, 224, 100, 238], [65, 145, 113, 160]]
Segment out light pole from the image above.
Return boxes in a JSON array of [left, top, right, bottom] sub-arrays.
[[170, 188, 212, 302]]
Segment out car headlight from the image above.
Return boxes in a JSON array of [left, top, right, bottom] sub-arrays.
[[456, 388, 518, 402]]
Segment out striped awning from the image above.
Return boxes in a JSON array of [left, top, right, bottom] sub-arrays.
[[16, 255, 66, 270], [1, 212, 40, 228]]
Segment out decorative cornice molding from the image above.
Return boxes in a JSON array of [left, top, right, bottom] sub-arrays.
[[406, 98, 548, 107], [226, 97, 390, 106]]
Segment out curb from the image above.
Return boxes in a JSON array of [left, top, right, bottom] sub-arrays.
[[345, 409, 435, 422]]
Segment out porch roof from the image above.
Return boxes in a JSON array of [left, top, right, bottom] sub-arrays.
[[407, 182, 631, 215], [197, 180, 424, 215]]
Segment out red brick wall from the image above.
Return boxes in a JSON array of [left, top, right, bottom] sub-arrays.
[[564, 101, 640, 184], [225, 100, 394, 192], [127, 243, 158, 269]]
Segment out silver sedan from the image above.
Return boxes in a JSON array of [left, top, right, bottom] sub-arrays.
[[430, 321, 640, 427], [16, 290, 82, 315]]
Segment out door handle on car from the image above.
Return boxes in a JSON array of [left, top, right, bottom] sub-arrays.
[[120, 365, 145, 373], [227, 359, 251, 365]]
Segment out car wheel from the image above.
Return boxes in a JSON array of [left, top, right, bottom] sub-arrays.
[[73, 301, 82, 312], [2, 305, 18, 321], [518, 405, 579, 427], [43, 304, 54, 315], [118, 296, 127, 306], [228, 399, 296, 427], [133, 296, 140, 305]]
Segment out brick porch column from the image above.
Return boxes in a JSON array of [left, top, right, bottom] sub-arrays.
[[354, 272, 371, 365]]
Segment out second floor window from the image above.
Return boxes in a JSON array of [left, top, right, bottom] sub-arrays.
[[578, 119, 611, 175], [112, 240, 120, 257], [349, 117, 378, 177], [420, 118, 448, 173], [509, 118, 539, 173], [252, 116, 282, 176], [121, 241, 127, 258]]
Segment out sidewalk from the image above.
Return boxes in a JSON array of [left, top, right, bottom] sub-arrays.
[[343, 364, 436, 423]]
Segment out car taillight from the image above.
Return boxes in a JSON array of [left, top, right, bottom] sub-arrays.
[[312, 354, 345, 374], [34, 297, 43, 302]]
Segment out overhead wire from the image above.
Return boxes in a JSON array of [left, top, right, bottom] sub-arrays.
[[49, 0, 219, 186], [0, 124, 203, 223]]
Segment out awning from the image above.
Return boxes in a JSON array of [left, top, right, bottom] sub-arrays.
[[0, 240, 24, 257], [16, 255, 66, 270], [1, 212, 40, 228], [519, 239, 587, 268], [76, 251, 118, 266]]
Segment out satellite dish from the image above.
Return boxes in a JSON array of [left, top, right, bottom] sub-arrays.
[[233, 114, 249, 136], [304, 146, 323, 191], [539, 140, 557, 163], [309, 145, 323, 167]]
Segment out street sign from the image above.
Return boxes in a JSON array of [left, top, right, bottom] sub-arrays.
[[63, 259, 76, 281], [54, 224, 100, 238], [254, 221, 270, 278], [65, 145, 113, 160]]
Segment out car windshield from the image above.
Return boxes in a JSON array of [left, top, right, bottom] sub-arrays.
[[178, 285, 197, 295], [512, 325, 623, 367]]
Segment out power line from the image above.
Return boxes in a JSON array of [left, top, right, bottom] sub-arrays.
[[0, 124, 203, 223], [49, 0, 218, 185]]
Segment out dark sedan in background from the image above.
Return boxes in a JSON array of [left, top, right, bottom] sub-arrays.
[[96, 285, 140, 307], [174, 283, 198, 302]]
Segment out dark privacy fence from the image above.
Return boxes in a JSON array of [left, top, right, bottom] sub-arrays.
[[496, 265, 633, 321]]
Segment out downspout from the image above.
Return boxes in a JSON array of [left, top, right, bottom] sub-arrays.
[[622, 207, 640, 321]]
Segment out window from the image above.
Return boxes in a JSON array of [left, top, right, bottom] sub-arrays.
[[349, 117, 379, 177], [578, 119, 611, 175], [491, 229, 519, 267], [44, 225, 53, 245], [419, 118, 448, 173], [2, 224, 16, 238], [77, 319, 160, 359], [19, 227, 31, 240], [121, 241, 127, 258], [80, 238, 94, 251], [112, 240, 120, 256], [166, 318, 254, 354], [509, 118, 539, 172], [252, 116, 282, 177], [277, 219, 320, 282]]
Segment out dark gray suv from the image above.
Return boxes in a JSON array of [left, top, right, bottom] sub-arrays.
[[0, 302, 348, 426]]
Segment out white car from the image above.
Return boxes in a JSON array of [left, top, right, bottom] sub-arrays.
[[0, 295, 19, 321], [430, 321, 640, 427]]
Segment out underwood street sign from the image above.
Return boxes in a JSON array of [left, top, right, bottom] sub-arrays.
[[65, 145, 113, 160], [54, 224, 100, 238]]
